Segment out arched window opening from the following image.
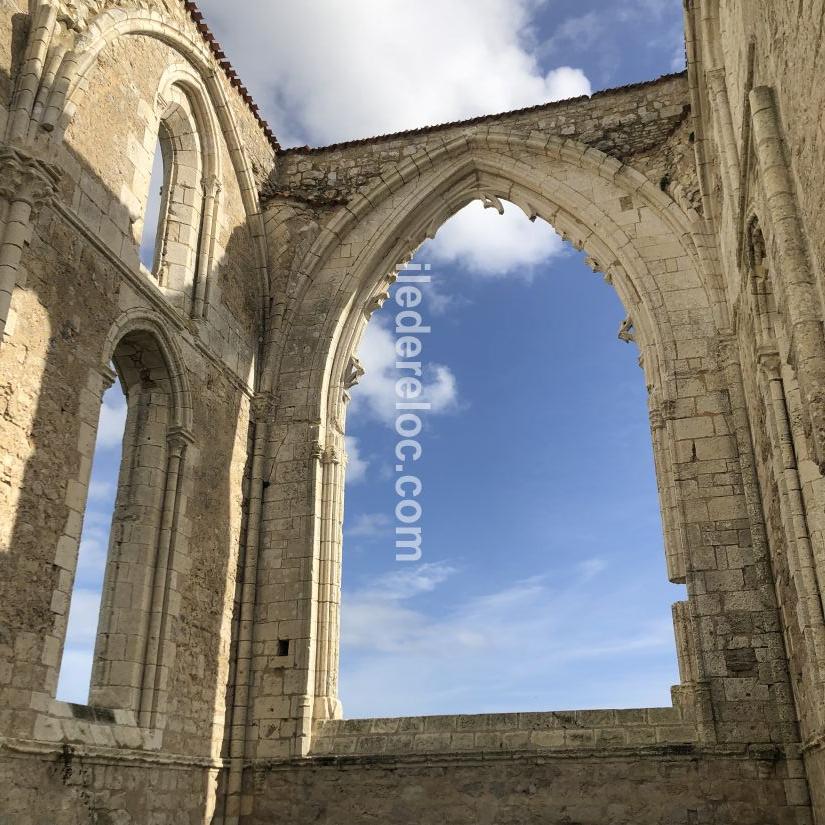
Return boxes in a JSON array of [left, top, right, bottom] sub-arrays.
[[138, 85, 213, 316], [338, 198, 685, 718], [139, 132, 169, 273], [56, 372, 126, 704], [55, 328, 190, 723]]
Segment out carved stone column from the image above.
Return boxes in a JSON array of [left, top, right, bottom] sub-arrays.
[[0, 145, 60, 341], [313, 442, 345, 721], [192, 174, 222, 321]]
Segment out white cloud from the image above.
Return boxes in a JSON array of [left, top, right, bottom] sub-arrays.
[[340, 561, 677, 717], [350, 315, 458, 426], [344, 436, 368, 483], [196, 0, 591, 146], [425, 200, 564, 278], [96, 385, 127, 450]]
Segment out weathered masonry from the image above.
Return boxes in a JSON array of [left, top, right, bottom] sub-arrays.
[[1, 1, 824, 823]]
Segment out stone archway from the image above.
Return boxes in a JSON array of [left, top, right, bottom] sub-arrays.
[[246, 98, 787, 784]]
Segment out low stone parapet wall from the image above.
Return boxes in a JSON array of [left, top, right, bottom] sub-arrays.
[[310, 706, 696, 756]]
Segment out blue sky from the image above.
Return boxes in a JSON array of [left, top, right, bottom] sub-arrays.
[[58, 0, 687, 714]]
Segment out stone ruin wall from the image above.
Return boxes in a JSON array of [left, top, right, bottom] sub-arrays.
[[0, 1, 824, 824]]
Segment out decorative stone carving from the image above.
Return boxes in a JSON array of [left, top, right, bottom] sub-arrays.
[[584, 256, 600, 273]]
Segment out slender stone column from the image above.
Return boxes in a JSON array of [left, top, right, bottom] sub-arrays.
[[139, 425, 194, 727], [313, 443, 345, 721], [0, 145, 60, 341], [192, 174, 221, 321]]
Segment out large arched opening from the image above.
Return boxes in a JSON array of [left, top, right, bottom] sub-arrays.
[[254, 130, 730, 757], [339, 195, 683, 716]]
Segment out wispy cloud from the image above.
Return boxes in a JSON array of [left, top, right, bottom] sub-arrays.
[[341, 559, 677, 717]]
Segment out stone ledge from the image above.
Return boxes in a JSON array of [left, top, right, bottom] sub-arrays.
[[260, 742, 795, 773]]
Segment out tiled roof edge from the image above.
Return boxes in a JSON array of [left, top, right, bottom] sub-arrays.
[[181, 1, 280, 152]]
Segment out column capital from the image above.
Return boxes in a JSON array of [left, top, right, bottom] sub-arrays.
[[250, 391, 277, 423], [166, 425, 195, 454], [201, 174, 222, 197], [0, 144, 61, 213], [757, 346, 782, 378], [321, 445, 341, 466]]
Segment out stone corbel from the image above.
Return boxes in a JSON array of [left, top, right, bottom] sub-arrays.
[[617, 316, 635, 344], [0, 144, 61, 341], [342, 355, 365, 404], [99, 363, 118, 394], [364, 273, 397, 319], [480, 193, 504, 215]]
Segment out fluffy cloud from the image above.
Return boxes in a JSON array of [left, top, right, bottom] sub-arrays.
[[344, 436, 369, 483], [425, 200, 564, 278], [340, 559, 678, 717], [196, 0, 591, 146], [349, 314, 458, 426]]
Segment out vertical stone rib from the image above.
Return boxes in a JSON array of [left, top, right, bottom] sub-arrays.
[[192, 174, 221, 320], [138, 427, 192, 727]]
